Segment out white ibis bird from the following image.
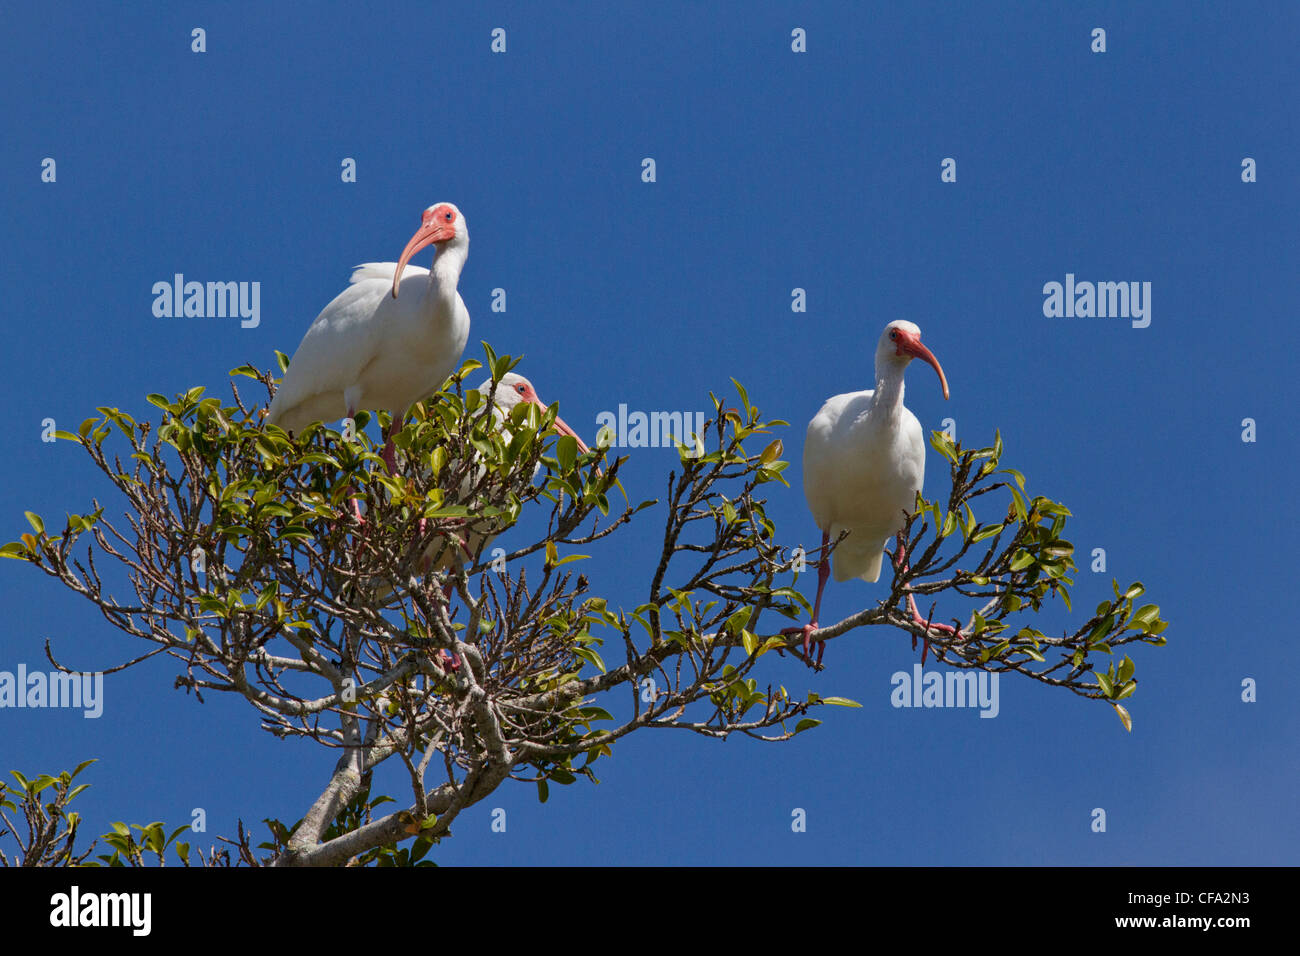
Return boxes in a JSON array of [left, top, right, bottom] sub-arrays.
[[793, 320, 953, 666], [266, 202, 471, 472], [414, 372, 590, 574], [378, 372, 590, 672]]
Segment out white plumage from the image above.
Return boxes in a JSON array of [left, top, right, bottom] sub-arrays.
[[803, 320, 949, 580], [266, 202, 470, 434], [791, 320, 950, 663], [804, 401, 924, 585]]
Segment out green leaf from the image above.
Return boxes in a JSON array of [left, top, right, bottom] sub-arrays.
[[794, 718, 821, 734], [1117, 656, 1135, 684], [731, 378, 751, 416], [555, 434, 578, 472], [819, 696, 862, 708], [1009, 487, 1028, 522], [1085, 614, 1115, 647], [1095, 672, 1114, 697], [1130, 604, 1161, 629], [573, 646, 606, 673], [1009, 550, 1035, 572], [23, 512, 44, 535], [254, 582, 279, 611], [725, 606, 753, 636], [928, 430, 958, 463]]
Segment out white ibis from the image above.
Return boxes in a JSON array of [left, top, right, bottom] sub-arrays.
[[387, 372, 590, 672], [415, 372, 590, 574], [266, 202, 471, 472], [793, 320, 953, 666]]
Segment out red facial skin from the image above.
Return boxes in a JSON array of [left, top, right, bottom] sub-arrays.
[[512, 380, 590, 454], [392, 204, 459, 298], [889, 327, 950, 400]]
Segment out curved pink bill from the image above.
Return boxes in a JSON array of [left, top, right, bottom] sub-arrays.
[[898, 334, 950, 400], [520, 395, 592, 458], [545, 410, 591, 455], [391, 218, 456, 298]]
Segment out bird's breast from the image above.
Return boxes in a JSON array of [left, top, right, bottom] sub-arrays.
[[803, 397, 926, 534]]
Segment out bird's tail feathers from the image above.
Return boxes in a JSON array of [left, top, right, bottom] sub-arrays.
[[829, 532, 887, 584]]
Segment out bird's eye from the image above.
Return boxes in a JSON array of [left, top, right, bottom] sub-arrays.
[[889, 330, 897, 340], [515, 384, 526, 394], [444, 212, 453, 221]]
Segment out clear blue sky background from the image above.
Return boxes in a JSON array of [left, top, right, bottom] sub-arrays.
[[2, 2, 1296, 865]]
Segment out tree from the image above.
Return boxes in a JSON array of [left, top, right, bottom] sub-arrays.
[[1, 345, 1169, 866]]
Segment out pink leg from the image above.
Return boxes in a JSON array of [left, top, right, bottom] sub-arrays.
[[349, 410, 406, 541], [431, 576, 461, 672], [783, 530, 832, 667], [381, 413, 403, 474], [895, 534, 960, 664], [422, 528, 473, 674], [454, 526, 473, 562]]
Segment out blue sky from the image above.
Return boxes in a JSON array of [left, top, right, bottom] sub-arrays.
[[2, 2, 1296, 865]]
